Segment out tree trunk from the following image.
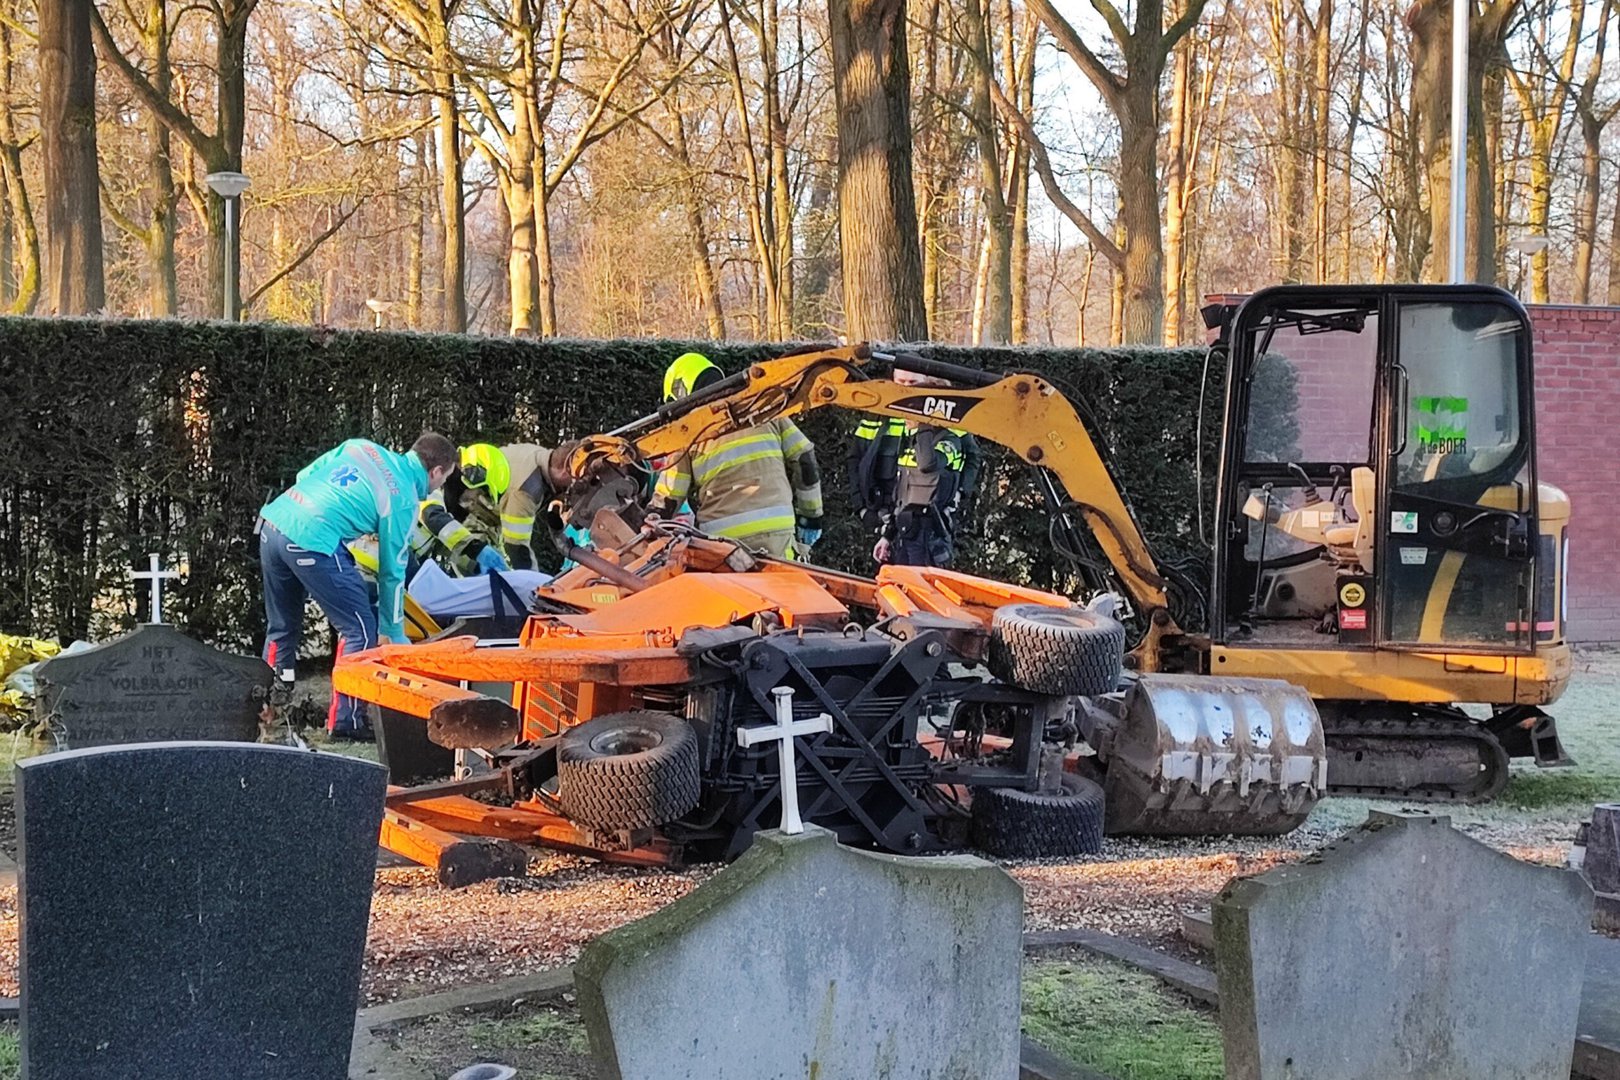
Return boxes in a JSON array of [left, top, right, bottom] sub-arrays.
[[1116, 79, 1164, 343], [1164, 31, 1192, 345], [672, 109, 725, 339], [39, 0, 105, 315], [828, 0, 927, 342], [800, 132, 839, 328], [144, 0, 177, 316], [917, 0, 943, 334], [206, 0, 253, 319], [0, 20, 37, 314], [1341, 0, 1369, 278], [764, 0, 794, 336], [504, 0, 540, 336], [1609, 181, 1620, 304], [964, 0, 1011, 343], [1573, 113, 1600, 304], [1311, 0, 1332, 283], [431, 23, 466, 332], [1410, 0, 1515, 284], [535, 161, 558, 337], [1008, 6, 1034, 343], [408, 107, 428, 328]]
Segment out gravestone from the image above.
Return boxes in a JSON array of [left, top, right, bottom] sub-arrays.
[[32, 623, 270, 748], [1587, 803, 1620, 933], [576, 825, 1023, 1080], [18, 742, 387, 1079], [1214, 811, 1594, 1080]]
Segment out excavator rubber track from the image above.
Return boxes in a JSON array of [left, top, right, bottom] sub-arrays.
[[1321, 708, 1511, 804]]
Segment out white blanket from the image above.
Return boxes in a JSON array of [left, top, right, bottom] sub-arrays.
[[407, 561, 551, 619]]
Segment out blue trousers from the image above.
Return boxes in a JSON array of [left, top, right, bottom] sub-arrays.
[[892, 506, 955, 569], [259, 522, 376, 732]]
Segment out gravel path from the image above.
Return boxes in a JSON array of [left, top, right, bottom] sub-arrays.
[[0, 818, 1575, 1004]]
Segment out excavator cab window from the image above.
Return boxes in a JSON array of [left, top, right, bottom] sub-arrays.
[[1380, 299, 1535, 650], [1218, 294, 1382, 646], [1215, 286, 1539, 656]]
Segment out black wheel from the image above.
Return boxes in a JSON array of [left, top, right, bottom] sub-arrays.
[[557, 711, 701, 830], [970, 774, 1106, 858], [987, 603, 1125, 696]]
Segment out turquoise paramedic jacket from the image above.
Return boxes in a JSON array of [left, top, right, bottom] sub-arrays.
[[261, 440, 431, 642]]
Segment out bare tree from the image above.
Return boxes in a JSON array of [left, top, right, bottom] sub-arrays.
[[1507, 0, 1584, 300], [960, 0, 1010, 342], [41, 0, 104, 313], [1408, 0, 1518, 283], [1024, 0, 1208, 343], [92, 0, 259, 316]]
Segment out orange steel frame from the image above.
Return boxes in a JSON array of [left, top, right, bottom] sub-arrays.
[[334, 530, 1076, 880]]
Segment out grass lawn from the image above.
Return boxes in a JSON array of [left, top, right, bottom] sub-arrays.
[[1023, 952, 1223, 1080]]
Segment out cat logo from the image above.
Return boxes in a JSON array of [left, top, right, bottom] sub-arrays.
[[892, 394, 979, 424]]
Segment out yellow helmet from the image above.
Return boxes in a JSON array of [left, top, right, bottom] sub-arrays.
[[663, 352, 718, 402], [458, 444, 511, 500]]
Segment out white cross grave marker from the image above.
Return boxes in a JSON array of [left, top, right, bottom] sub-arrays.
[[736, 686, 834, 834], [131, 552, 183, 624]]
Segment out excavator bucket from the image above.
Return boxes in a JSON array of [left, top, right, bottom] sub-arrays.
[[1098, 674, 1327, 836]]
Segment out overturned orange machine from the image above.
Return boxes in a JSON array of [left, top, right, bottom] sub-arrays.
[[335, 521, 1186, 885]]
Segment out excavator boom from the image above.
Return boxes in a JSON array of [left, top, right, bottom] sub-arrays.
[[576, 344, 1179, 652]]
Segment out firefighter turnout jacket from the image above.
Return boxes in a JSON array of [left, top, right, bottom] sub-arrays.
[[447, 443, 556, 571], [651, 420, 823, 558], [350, 443, 557, 577]]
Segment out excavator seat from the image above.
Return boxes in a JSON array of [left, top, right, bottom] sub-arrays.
[[1323, 466, 1375, 573]]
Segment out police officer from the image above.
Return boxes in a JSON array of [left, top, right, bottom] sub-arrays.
[[850, 375, 981, 569]]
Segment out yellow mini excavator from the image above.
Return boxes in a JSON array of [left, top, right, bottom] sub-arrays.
[[565, 283, 1572, 831]]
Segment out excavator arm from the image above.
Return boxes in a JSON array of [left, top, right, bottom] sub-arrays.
[[569, 344, 1187, 666]]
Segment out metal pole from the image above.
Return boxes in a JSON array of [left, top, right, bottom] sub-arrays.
[[224, 196, 239, 320], [1448, 0, 1469, 283]]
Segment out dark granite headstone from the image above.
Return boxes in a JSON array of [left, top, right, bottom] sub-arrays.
[[18, 742, 387, 1080], [32, 623, 270, 748], [1589, 803, 1620, 932]]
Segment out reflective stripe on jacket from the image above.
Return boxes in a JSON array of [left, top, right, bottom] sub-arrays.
[[895, 426, 968, 511], [420, 444, 553, 571], [654, 419, 821, 542], [848, 417, 906, 513]]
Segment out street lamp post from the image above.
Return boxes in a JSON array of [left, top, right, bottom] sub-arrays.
[[1508, 235, 1551, 299], [1448, 0, 1469, 283], [205, 171, 252, 321], [365, 298, 399, 330]]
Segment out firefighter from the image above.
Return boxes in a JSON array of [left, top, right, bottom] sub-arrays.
[[851, 376, 981, 569], [258, 432, 457, 740], [648, 353, 823, 559], [434, 442, 577, 571]]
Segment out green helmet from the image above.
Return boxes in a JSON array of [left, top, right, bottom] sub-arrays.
[[458, 443, 511, 500], [663, 352, 718, 403]]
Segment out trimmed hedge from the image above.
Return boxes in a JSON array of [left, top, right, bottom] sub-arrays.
[[0, 318, 1283, 651]]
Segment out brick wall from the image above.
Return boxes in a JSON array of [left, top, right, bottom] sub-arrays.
[[1529, 304, 1620, 641]]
